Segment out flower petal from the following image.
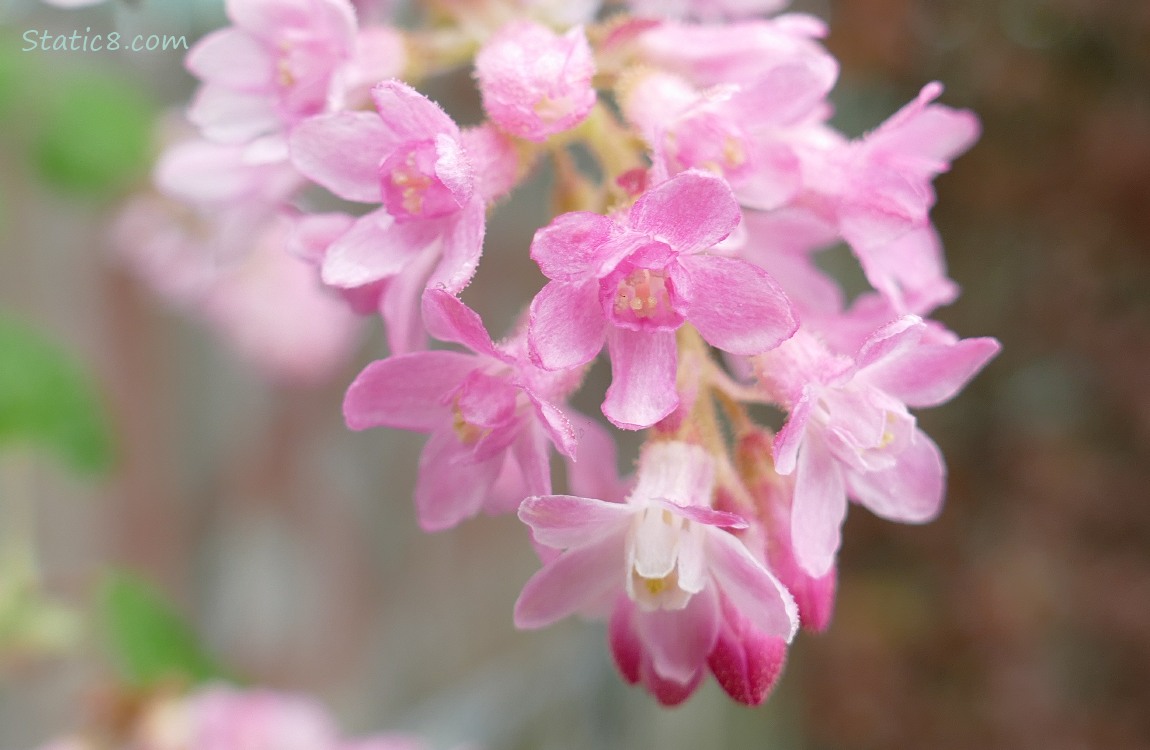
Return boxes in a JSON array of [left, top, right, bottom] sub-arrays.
[[681, 254, 797, 355], [847, 428, 945, 523], [321, 210, 440, 289], [289, 111, 396, 202], [528, 280, 607, 370], [519, 494, 634, 549], [415, 430, 501, 531], [863, 335, 1002, 409], [185, 28, 273, 89], [707, 529, 798, 641], [633, 584, 720, 685], [427, 198, 485, 293], [371, 80, 458, 142], [530, 211, 617, 282], [421, 288, 498, 357], [772, 388, 812, 475], [602, 328, 679, 430], [790, 431, 846, 577], [628, 170, 740, 254], [514, 527, 628, 629], [342, 351, 476, 431]]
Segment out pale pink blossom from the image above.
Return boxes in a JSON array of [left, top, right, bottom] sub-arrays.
[[186, 0, 360, 143], [635, 15, 833, 88], [624, 58, 835, 212], [290, 81, 503, 353], [628, 0, 787, 21], [474, 21, 596, 142], [515, 441, 798, 704], [343, 289, 579, 531], [755, 318, 1000, 576], [527, 170, 796, 429]]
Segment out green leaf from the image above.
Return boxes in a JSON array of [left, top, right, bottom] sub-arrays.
[[98, 571, 225, 688], [0, 317, 114, 474], [32, 71, 154, 195]]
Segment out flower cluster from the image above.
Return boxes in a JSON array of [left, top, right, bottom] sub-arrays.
[[119, 0, 1000, 707]]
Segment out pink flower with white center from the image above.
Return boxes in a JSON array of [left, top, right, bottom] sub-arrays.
[[527, 170, 796, 429], [186, 0, 359, 143], [515, 441, 798, 704], [290, 81, 494, 353], [475, 21, 596, 142], [755, 317, 1000, 576], [343, 289, 578, 531]]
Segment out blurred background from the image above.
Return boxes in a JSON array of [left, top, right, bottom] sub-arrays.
[[2, 0, 1149, 748]]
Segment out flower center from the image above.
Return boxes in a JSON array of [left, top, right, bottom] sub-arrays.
[[380, 141, 460, 222], [628, 507, 694, 612], [607, 265, 683, 330]]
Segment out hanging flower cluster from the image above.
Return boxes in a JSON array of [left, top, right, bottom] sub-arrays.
[[120, 0, 1000, 707]]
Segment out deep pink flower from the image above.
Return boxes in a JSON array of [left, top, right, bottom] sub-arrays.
[[756, 317, 1000, 576], [290, 81, 497, 352], [528, 170, 796, 429], [475, 20, 596, 142], [342, 290, 578, 531], [515, 441, 798, 702]]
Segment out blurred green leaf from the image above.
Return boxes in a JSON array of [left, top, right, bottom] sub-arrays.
[[98, 571, 225, 688], [33, 71, 154, 195], [0, 317, 113, 474]]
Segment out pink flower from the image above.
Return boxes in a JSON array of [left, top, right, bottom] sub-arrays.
[[342, 289, 578, 531], [628, 0, 787, 21], [475, 21, 596, 142], [624, 58, 835, 212], [186, 685, 340, 750], [186, 0, 360, 143], [756, 317, 1000, 576], [515, 441, 798, 704], [290, 81, 496, 353], [635, 15, 833, 88], [527, 170, 796, 429]]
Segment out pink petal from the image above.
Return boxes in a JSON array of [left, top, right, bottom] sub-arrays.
[[415, 430, 502, 531], [790, 431, 847, 577], [342, 351, 475, 431], [847, 428, 945, 523], [427, 198, 485, 293], [857, 226, 958, 315], [863, 335, 1002, 409], [602, 328, 679, 430], [609, 597, 643, 685], [707, 595, 788, 706], [289, 111, 395, 203], [519, 494, 634, 549], [653, 499, 747, 529], [530, 211, 617, 282], [288, 212, 355, 266], [420, 289, 498, 358], [320, 210, 439, 288], [628, 170, 740, 254], [510, 422, 553, 498], [681, 254, 797, 355], [380, 243, 440, 354], [434, 133, 475, 206], [706, 529, 798, 641], [524, 390, 577, 458], [633, 585, 720, 685], [371, 80, 458, 142], [185, 28, 273, 89], [514, 527, 628, 628], [188, 85, 281, 143], [528, 280, 607, 370]]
